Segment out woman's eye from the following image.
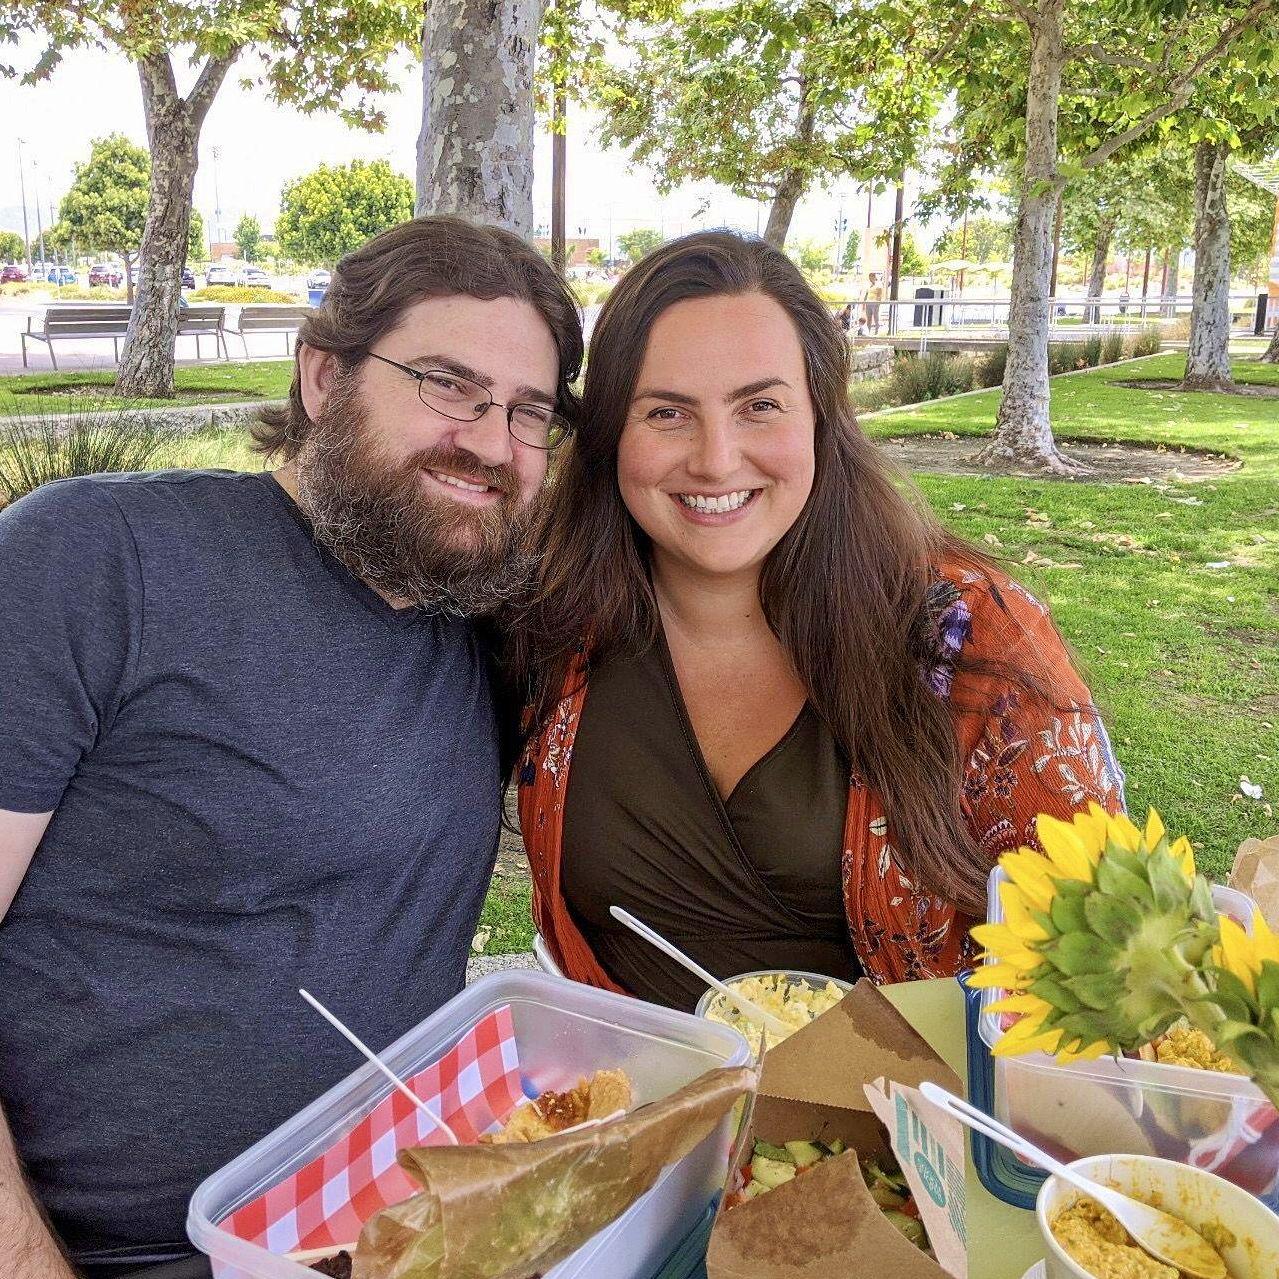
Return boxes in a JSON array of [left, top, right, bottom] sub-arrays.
[[746, 399, 781, 414], [646, 407, 688, 425]]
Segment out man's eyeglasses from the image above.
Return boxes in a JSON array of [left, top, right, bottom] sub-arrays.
[[365, 351, 572, 451]]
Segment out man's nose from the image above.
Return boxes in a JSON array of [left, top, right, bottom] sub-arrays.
[[452, 403, 515, 468]]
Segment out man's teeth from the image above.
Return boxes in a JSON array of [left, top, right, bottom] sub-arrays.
[[430, 470, 490, 493], [677, 490, 755, 514]]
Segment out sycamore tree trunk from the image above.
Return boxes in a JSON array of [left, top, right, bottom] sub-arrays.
[[116, 53, 236, 398], [417, 0, 544, 235], [978, 0, 1084, 475], [1262, 320, 1279, 363], [1182, 139, 1234, 391], [122, 251, 136, 306], [1086, 217, 1115, 323], [1161, 247, 1181, 318]]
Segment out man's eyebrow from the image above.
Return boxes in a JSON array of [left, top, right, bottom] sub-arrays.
[[407, 354, 556, 406], [632, 377, 790, 407]]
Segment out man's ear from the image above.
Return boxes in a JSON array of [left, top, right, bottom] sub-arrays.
[[298, 343, 340, 422]]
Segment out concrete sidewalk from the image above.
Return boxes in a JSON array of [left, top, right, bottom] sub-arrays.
[[465, 951, 536, 984]]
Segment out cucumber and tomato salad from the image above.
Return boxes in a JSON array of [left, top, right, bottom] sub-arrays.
[[726, 1139, 931, 1251]]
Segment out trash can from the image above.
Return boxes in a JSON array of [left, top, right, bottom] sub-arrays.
[[912, 286, 945, 327], [1256, 293, 1270, 336]]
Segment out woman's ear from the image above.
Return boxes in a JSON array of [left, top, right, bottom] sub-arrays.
[[298, 342, 339, 422]]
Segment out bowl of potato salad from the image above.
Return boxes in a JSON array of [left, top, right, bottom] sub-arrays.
[[695, 970, 852, 1051]]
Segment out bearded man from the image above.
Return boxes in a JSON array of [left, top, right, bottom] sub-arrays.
[[0, 217, 582, 1279]]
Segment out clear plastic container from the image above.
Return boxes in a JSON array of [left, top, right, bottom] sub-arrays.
[[976, 869, 1279, 1207], [188, 971, 752, 1279], [693, 969, 854, 1052]]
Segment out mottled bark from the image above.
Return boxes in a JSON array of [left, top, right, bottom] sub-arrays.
[[417, 0, 545, 235], [116, 53, 236, 398], [1182, 140, 1234, 392], [979, 1, 1084, 475], [1161, 247, 1181, 318], [122, 251, 136, 306], [763, 107, 816, 248]]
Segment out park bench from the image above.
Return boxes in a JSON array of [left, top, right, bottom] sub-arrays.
[[224, 304, 312, 356], [21, 303, 229, 369]]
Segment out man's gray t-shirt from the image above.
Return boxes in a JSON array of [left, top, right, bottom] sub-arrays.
[[0, 470, 502, 1265]]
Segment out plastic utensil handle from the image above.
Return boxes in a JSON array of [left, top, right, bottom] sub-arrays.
[[299, 988, 459, 1145], [918, 1081, 1078, 1182], [608, 906, 790, 1037]]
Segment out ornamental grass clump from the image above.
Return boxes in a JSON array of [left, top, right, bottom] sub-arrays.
[[970, 804, 1279, 1108]]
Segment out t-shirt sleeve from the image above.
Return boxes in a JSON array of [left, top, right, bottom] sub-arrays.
[[0, 479, 143, 812]]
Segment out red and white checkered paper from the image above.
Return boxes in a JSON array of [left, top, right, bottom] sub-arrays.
[[221, 1006, 525, 1254]]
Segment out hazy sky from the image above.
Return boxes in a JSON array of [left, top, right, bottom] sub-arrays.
[[0, 35, 932, 264]]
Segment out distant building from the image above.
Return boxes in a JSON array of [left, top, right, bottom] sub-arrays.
[[533, 237, 600, 267]]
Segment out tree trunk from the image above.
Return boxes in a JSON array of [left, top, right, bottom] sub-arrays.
[[764, 168, 806, 248], [1086, 217, 1114, 323], [123, 251, 135, 307], [1261, 319, 1279, 363], [417, 0, 545, 236], [978, 1, 1084, 475], [1161, 247, 1180, 318], [1182, 139, 1234, 392], [116, 54, 235, 398], [1048, 191, 1064, 298]]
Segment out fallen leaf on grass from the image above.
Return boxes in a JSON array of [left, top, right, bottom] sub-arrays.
[[1240, 777, 1264, 800], [471, 926, 492, 953], [982, 532, 1003, 546]]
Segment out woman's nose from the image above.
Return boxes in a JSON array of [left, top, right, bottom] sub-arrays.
[[685, 415, 739, 479]]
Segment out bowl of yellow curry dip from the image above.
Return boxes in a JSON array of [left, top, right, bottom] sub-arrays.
[[1036, 1153, 1279, 1279]]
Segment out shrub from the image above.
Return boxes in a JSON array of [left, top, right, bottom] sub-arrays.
[[848, 375, 900, 414], [974, 343, 1008, 389], [1101, 331, 1125, 365], [0, 398, 179, 507], [1048, 341, 1090, 375], [1082, 335, 1103, 367], [188, 285, 300, 303], [571, 280, 614, 307], [1129, 325, 1163, 357], [889, 352, 974, 404]]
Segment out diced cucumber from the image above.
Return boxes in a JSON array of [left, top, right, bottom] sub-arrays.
[[883, 1211, 929, 1249], [750, 1155, 798, 1189], [752, 1140, 794, 1164], [826, 1138, 846, 1156], [869, 1182, 907, 1210], [784, 1140, 827, 1169], [743, 1178, 771, 1199]]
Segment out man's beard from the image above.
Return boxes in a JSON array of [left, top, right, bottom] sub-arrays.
[[293, 373, 540, 618]]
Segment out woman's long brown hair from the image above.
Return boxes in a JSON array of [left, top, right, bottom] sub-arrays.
[[510, 231, 1066, 917]]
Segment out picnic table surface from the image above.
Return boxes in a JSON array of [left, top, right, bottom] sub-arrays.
[[884, 978, 1044, 1279]]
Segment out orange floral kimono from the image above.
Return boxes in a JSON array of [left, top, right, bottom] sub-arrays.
[[517, 564, 1126, 988]]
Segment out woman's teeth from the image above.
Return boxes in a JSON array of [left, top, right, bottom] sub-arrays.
[[676, 490, 756, 514]]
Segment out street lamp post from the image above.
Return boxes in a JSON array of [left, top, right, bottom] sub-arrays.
[[211, 145, 224, 246], [15, 139, 33, 276], [32, 156, 46, 273]]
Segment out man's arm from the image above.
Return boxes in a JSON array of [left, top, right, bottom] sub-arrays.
[[1, 807, 76, 1279]]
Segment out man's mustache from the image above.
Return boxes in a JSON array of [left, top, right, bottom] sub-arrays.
[[407, 445, 522, 503]]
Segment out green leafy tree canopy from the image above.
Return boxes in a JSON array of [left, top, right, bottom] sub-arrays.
[[275, 160, 414, 266], [234, 215, 262, 262], [933, 215, 1013, 263], [0, 231, 25, 263], [840, 228, 861, 271], [55, 133, 150, 261], [616, 227, 664, 262], [188, 208, 205, 262]]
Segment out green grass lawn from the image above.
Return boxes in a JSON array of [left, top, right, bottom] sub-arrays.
[[864, 352, 1279, 880], [0, 361, 294, 415]]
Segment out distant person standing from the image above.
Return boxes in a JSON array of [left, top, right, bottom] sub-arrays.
[[863, 273, 884, 335], [835, 303, 853, 332]]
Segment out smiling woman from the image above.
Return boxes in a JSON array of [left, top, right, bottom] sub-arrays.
[[508, 230, 1126, 1005]]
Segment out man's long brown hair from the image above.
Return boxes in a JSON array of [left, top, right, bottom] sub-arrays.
[[512, 230, 1071, 917]]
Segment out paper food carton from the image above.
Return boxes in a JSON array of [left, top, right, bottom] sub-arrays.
[[706, 979, 968, 1279], [1230, 834, 1279, 930]]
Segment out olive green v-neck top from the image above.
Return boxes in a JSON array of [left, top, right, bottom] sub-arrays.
[[560, 632, 862, 1010]]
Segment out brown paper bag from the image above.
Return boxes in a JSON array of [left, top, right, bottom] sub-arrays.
[[1228, 834, 1279, 929]]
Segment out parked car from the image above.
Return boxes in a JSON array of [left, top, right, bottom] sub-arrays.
[[46, 266, 78, 286], [182, 266, 196, 288], [306, 268, 332, 290], [239, 265, 272, 289], [89, 263, 123, 287], [206, 263, 237, 287], [1, 263, 29, 283]]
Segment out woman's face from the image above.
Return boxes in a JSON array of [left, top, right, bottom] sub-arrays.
[[616, 291, 817, 582]]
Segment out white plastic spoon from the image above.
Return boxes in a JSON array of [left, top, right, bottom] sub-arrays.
[[608, 906, 791, 1040], [918, 1081, 1227, 1279]]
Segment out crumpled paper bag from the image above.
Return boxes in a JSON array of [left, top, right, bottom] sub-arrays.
[[352, 1065, 756, 1279], [1229, 834, 1279, 929]]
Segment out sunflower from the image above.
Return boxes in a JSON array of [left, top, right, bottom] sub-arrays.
[[968, 805, 1279, 1114]]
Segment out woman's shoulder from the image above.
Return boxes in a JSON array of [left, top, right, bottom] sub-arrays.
[[931, 553, 1054, 645]]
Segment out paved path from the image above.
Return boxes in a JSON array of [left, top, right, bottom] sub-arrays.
[[465, 951, 537, 983]]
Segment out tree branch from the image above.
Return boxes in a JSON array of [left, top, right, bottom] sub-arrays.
[[1063, 43, 1159, 72], [1081, 0, 1278, 172], [186, 50, 241, 128]]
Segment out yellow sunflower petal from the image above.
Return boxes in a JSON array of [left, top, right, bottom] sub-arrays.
[[999, 849, 1058, 912], [992, 1019, 1062, 1057], [1036, 814, 1098, 882], [1104, 810, 1143, 853], [1217, 916, 1259, 994], [999, 880, 1051, 943], [1144, 808, 1166, 851], [987, 992, 1051, 1016], [967, 963, 1034, 990], [1170, 835, 1196, 882], [1074, 803, 1112, 854], [970, 924, 1041, 969], [1252, 911, 1279, 967], [1056, 1039, 1112, 1063]]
